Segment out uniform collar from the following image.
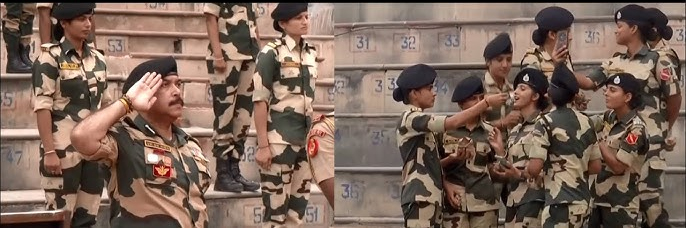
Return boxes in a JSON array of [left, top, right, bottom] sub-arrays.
[[623, 45, 651, 59], [484, 71, 512, 92], [651, 40, 669, 51], [460, 118, 488, 132], [408, 104, 423, 112], [537, 46, 553, 61], [615, 109, 638, 125], [523, 110, 542, 124], [283, 34, 305, 52], [59, 36, 92, 58], [128, 114, 190, 146]]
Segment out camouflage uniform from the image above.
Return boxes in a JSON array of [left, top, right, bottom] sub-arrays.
[[2, 3, 35, 72], [503, 111, 546, 228], [32, 36, 111, 227], [587, 45, 680, 227], [483, 71, 515, 126], [252, 33, 317, 227], [80, 114, 212, 228], [397, 106, 445, 228], [204, 3, 261, 192], [440, 119, 501, 228], [529, 105, 600, 227], [521, 47, 587, 111], [587, 110, 649, 227], [307, 112, 335, 185]]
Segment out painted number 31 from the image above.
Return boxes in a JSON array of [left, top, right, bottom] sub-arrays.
[[356, 35, 370, 50]]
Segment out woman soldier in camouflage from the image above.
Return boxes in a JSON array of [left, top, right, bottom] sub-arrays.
[[573, 5, 681, 227], [31, 3, 110, 227], [521, 6, 589, 111], [252, 3, 318, 227], [587, 73, 650, 227], [489, 68, 549, 228]]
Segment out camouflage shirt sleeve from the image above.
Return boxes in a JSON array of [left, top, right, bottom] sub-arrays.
[[31, 45, 59, 112], [655, 51, 681, 97], [615, 125, 647, 167], [404, 111, 447, 134], [528, 117, 550, 162], [252, 47, 278, 102], [81, 129, 120, 168], [587, 59, 610, 89], [588, 113, 605, 133], [203, 3, 220, 16]]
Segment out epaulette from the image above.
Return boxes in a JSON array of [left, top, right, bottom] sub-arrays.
[[612, 52, 623, 58], [525, 47, 538, 55], [41, 43, 59, 52]]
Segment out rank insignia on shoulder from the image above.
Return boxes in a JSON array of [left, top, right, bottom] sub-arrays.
[[59, 62, 80, 70], [152, 164, 172, 178], [307, 137, 319, 157], [625, 133, 638, 145]]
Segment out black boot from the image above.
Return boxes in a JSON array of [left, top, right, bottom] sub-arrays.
[[230, 158, 260, 191], [213, 159, 243, 192], [4, 36, 31, 73], [19, 43, 32, 67]]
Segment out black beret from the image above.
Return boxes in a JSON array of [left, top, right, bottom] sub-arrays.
[[615, 4, 650, 25], [392, 64, 437, 102], [605, 73, 641, 96], [647, 8, 673, 40], [514, 68, 549, 96], [52, 3, 95, 20], [451, 76, 484, 103], [535, 6, 574, 31], [123, 56, 178, 94], [483, 33, 513, 60], [271, 3, 308, 33], [549, 65, 579, 105]]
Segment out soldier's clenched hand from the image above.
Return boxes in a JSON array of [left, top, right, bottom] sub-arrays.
[[256, 146, 272, 170], [213, 58, 227, 73], [485, 93, 508, 108], [44, 152, 62, 176], [126, 72, 163, 112]]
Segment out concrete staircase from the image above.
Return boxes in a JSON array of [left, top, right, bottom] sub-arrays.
[[1, 3, 334, 227], [333, 3, 686, 227]]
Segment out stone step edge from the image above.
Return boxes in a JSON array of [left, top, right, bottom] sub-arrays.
[[331, 217, 686, 226], [27, 28, 334, 40], [335, 59, 686, 71], [1, 184, 322, 205], [0, 73, 335, 86], [334, 14, 686, 28], [333, 166, 686, 174]]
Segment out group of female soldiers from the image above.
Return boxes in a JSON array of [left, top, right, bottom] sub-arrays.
[[395, 4, 681, 228]]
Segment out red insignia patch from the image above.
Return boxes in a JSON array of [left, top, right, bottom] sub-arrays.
[[307, 137, 319, 157], [625, 133, 638, 145], [152, 164, 172, 178], [660, 68, 671, 81], [153, 149, 166, 155]]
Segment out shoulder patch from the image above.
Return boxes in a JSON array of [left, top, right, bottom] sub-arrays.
[[625, 132, 638, 145], [41, 43, 58, 52]]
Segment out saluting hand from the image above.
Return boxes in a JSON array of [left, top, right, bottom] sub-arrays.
[[125, 72, 163, 112]]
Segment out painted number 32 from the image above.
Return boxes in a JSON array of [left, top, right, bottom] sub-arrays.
[[400, 35, 417, 50]]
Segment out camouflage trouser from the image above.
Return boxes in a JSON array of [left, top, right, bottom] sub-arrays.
[[40, 147, 103, 228], [541, 203, 589, 228], [210, 60, 256, 161], [588, 206, 639, 227], [2, 3, 35, 44], [639, 147, 670, 228], [442, 208, 498, 228], [403, 201, 442, 228], [259, 144, 312, 228], [505, 201, 544, 228]]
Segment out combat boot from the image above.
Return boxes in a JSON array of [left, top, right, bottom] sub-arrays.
[[230, 158, 260, 191], [4, 36, 31, 73], [19, 43, 32, 67], [213, 159, 243, 192]]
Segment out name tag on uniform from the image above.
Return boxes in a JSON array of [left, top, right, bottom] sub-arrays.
[[542, 67, 554, 72], [281, 62, 301, 68], [59, 62, 80, 70], [608, 69, 624, 74], [144, 140, 173, 152]]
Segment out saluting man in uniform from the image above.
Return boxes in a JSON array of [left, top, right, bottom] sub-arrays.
[[71, 57, 212, 228], [306, 111, 335, 209], [31, 3, 110, 227], [392, 64, 507, 227], [521, 6, 589, 112], [252, 3, 317, 227], [204, 2, 262, 193]]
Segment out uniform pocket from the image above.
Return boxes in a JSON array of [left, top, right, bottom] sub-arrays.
[[193, 156, 212, 192], [143, 149, 176, 185]]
